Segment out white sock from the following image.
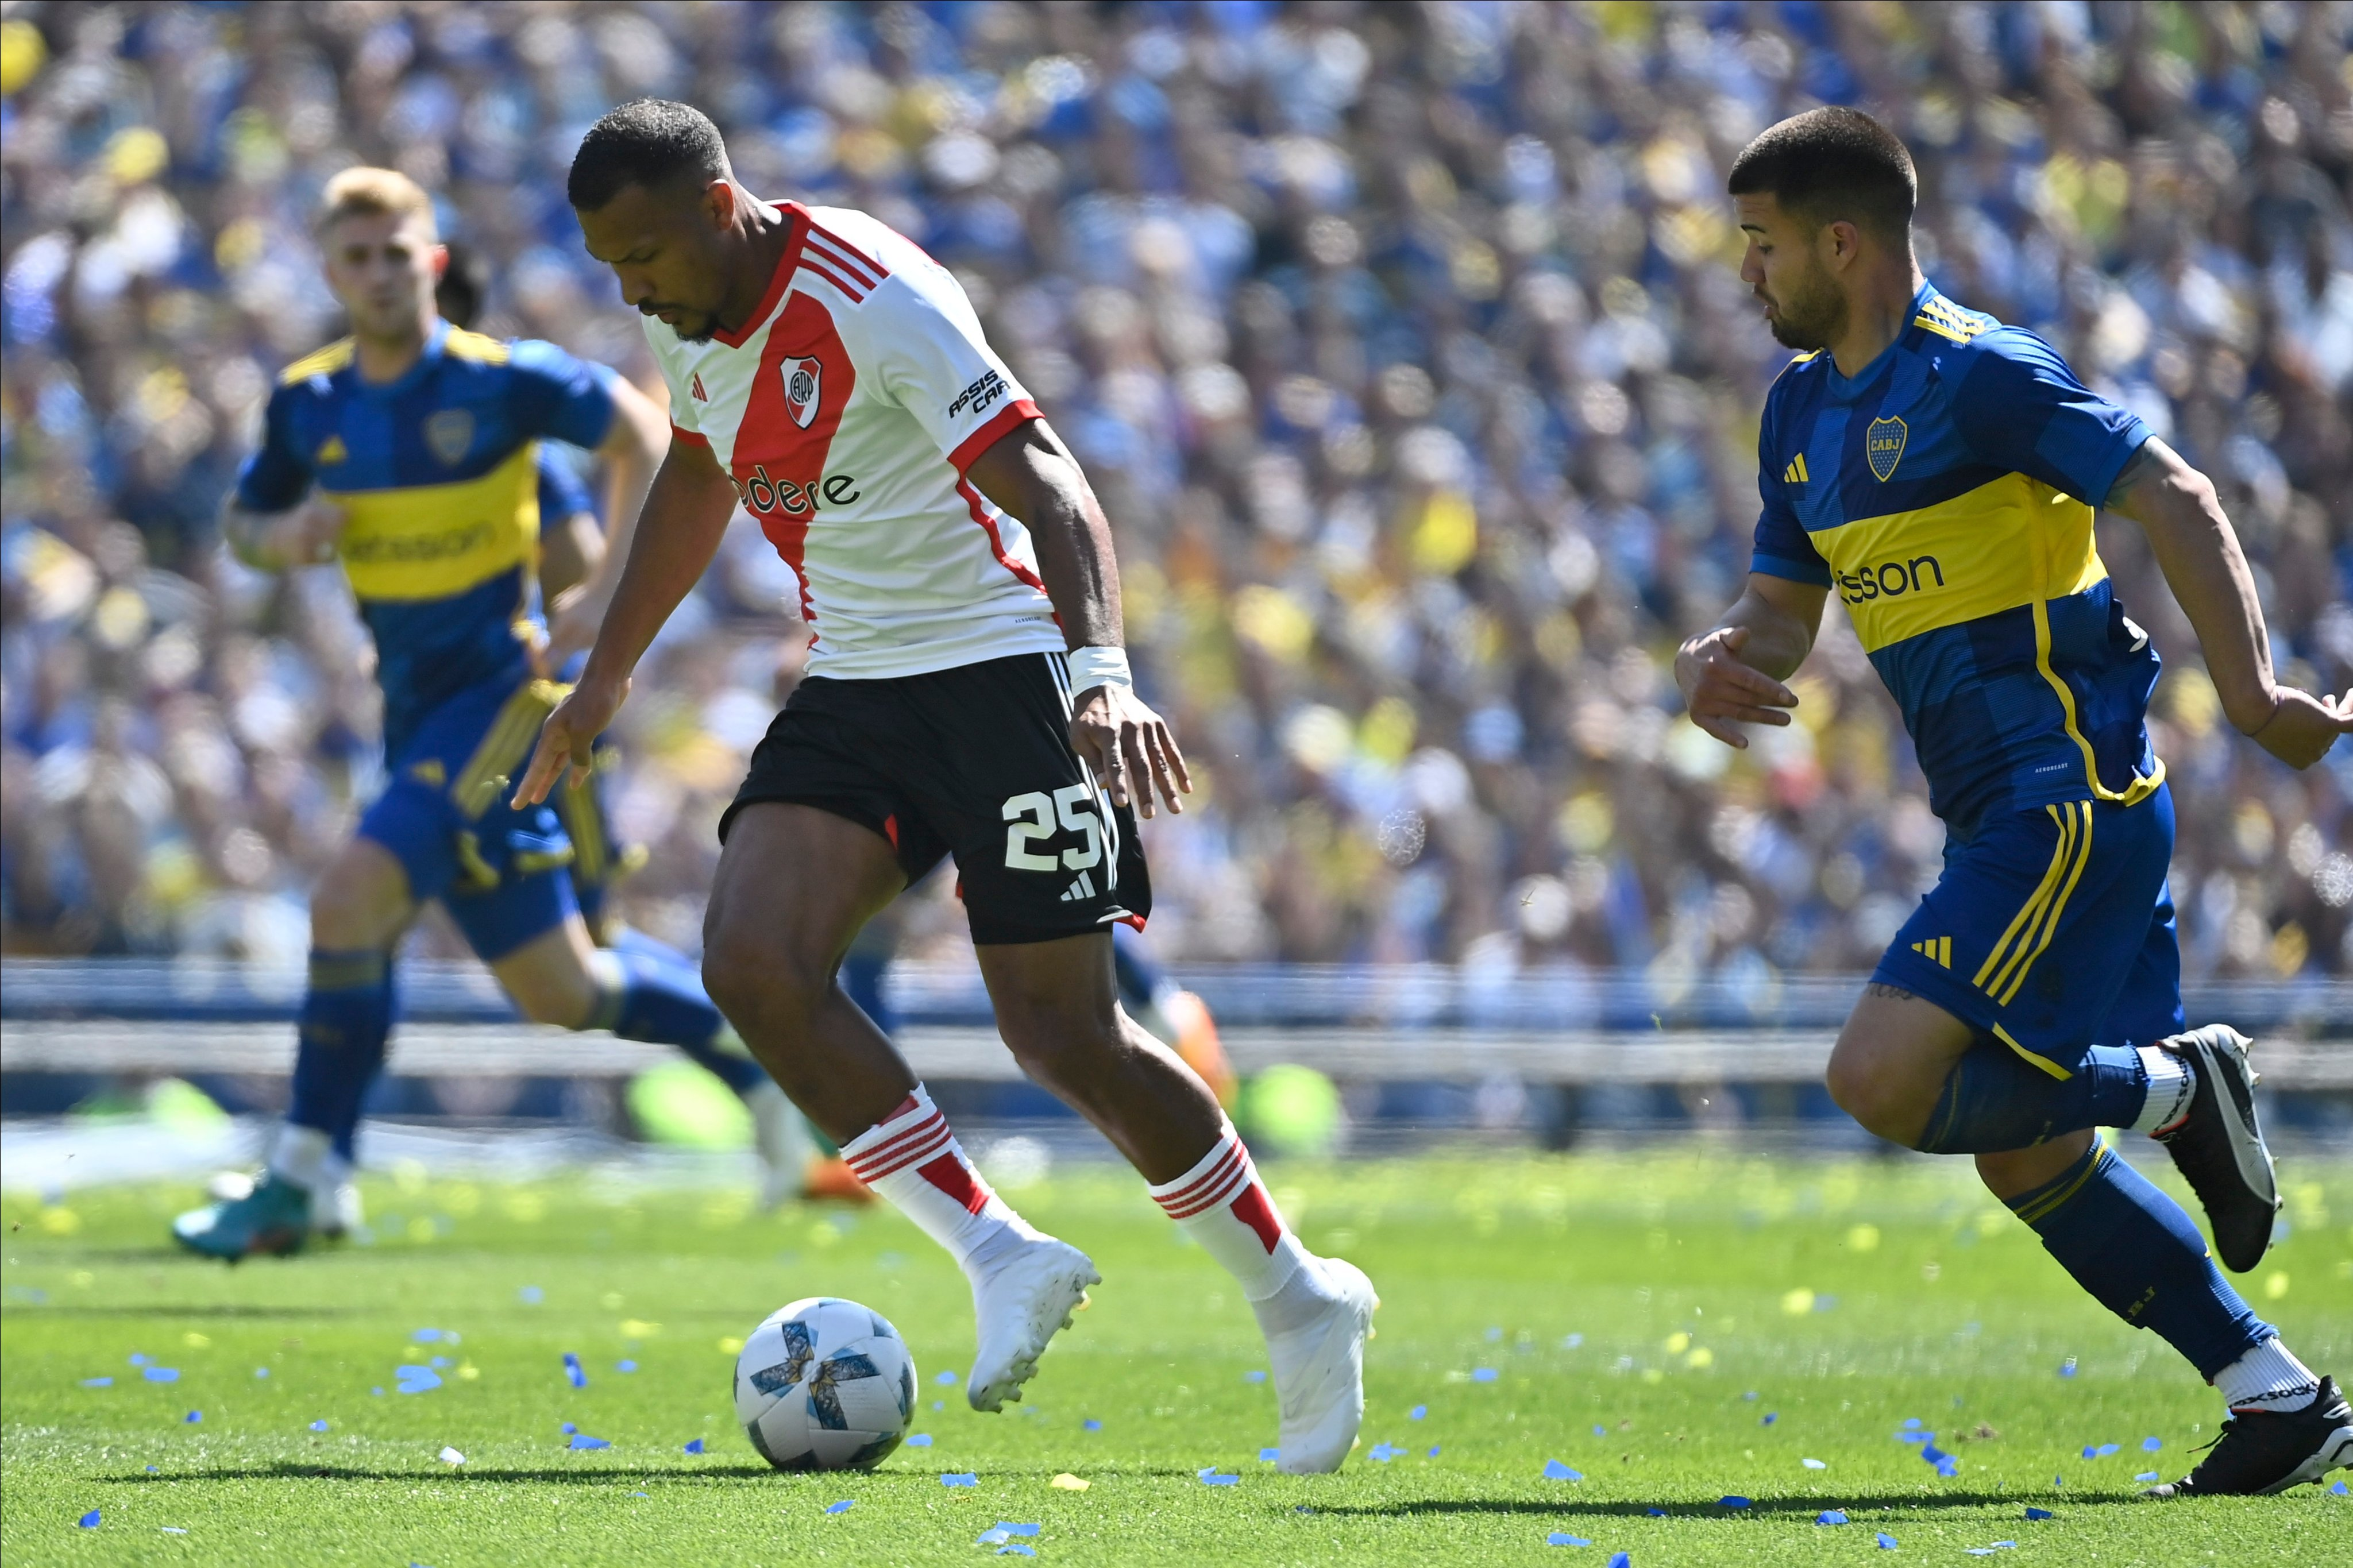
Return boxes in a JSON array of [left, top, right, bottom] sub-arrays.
[[268, 1124, 333, 1192], [2131, 1045, 2196, 1135], [1147, 1126, 1330, 1330], [2214, 1337, 2321, 1413], [839, 1086, 1039, 1277]]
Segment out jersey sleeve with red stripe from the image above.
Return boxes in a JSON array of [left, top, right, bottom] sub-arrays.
[[849, 230, 1043, 471]]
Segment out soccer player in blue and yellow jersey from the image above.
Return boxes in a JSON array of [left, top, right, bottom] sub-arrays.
[[171, 168, 813, 1258], [1677, 109, 2352, 1497]]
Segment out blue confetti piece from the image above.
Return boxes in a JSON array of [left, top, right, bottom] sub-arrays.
[[1548, 1533, 1591, 1547], [254, 1367, 269, 1379], [1410, 1404, 1428, 1420], [1594, 1424, 1607, 1436], [1720, 1496, 1752, 1509], [906, 1434, 933, 1447], [1877, 1532, 1899, 1549], [2025, 1508, 2053, 1520], [824, 1500, 854, 1515], [2142, 1435, 2162, 1451], [562, 1353, 587, 1390], [2135, 1472, 2159, 1482], [568, 1434, 610, 1450], [518, 1286, 543, 1304], [1920, 1446, 1950, 1466], [1903, 1418, 1922, 1428], [184, 1410, 202, 1423], [616, 1360, 638, 1374], [1486, 1326, 1503, 1341], [396, 1369, 442, 1393], [1259, 1447, 1280, 1462], [561, 1422, 577, 1435], [936, 1369, 959, 1385], [1899, 1431, 1932, 1444], [1964, 1544, 2018, 1556], [372, 1387, 385, 1397], [1742, 1391, 1758, 1401], [997, 1548, 1037, 1559], [1818, 1510, 1849, 1525], [1197, 1468, 1239, 1486], [1813, 1295, 1838, 1312], [2332, 1480, 2348, 1496], [942, 1473, 979, 1488], [310, 1420, 329, 1432], [1544, 1459, 1583, 1481], [78, 1509, 100, 1528], [1369, 1443, 1403, 1462], [682, 1438, 704, 1454], [142, 1366, 179, 1383], [2058, 1358, 2078, 1378], [429, 1356, 450, 1369], [1761, 1412, 1777, 1426], [2094, 1443, 2119, 1457], [414, 1328, 442, 1343], [1471, 1368, 1499, 1382], [2080, 1446, 2096, 1459], [1243, 1369, 1267, 1383], [1082, 1419, 1102, 1432], [163, 1526, 187, 1534], [130, 1354, 146, 1366], [1802, 1458, 1827, 1469], [1608, 1553, 1630, 1568], [1646, 1508, 1666, 1517], [1562, 1333, 1584, 1349], [80, 1377, 113, 1388], [2053, 1474, 2063, 1489], [1428, 1446, 1440, 1457]]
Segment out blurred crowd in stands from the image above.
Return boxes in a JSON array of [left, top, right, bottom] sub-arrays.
[[3, 2, 2349, 987]]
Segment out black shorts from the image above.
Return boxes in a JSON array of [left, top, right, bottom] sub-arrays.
[[720, 651, 1150, 946]]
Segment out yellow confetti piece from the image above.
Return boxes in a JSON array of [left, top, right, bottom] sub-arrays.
[[1780, 1288, 1816, 1316], [1050, 1473, 1089, 1491], [182, 1333, 210, 1349], [620, 1319, 664, 1339], [718, 1337, 745, 1355]]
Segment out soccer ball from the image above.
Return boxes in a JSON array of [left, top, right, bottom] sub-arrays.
[[734, 1296, 916, 1471]]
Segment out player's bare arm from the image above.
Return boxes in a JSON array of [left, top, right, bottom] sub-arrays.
[[965, 419, 1191, 818], [543, 373, 672, 665], [2102, 435, 2352, 770], [1674, 573, 1826, 748], [514, 431, 738, 806], [219, 490, 347, 572]]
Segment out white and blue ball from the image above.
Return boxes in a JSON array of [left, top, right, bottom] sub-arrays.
[[734, 1296, 915, 1471]]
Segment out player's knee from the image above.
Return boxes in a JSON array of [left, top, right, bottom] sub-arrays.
[[993, 990, 1120, 1090], [701, 932, 827, 1038], [510, 972, 595, 1030], [1824, 1044, 1916, 1142]]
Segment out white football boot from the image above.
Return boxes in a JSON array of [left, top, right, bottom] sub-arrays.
[[965, 1235, 1100, 1412], [745, 1080, 815, 1211], [1268, 1258, 1378, 1474]]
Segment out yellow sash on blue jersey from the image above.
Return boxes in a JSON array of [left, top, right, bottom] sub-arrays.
[[326, 442, 541, 603]]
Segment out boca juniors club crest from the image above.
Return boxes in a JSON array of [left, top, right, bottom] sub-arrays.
[[780, 356, 823, 430], [1866, 414, 1907, 481], [423, 408, 475, 466]]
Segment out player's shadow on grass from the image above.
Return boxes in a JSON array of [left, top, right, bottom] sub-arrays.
[[1322, 1492, 2133, 1519], [114, 1461, 778, 1485]]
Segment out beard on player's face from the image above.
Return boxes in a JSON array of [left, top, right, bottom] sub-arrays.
[[1762, 249, 1847, 352]]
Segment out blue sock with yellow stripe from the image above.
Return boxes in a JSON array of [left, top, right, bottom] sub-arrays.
[[588, 947, 768, 1097], [1916, 1038, 2147, 1153], [2004, 1142, 2270, 1378], [287, 949, 397, 1157]]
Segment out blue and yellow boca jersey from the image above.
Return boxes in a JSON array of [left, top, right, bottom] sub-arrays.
[[1750, 284, 2165, 840], [237, 320, 616, 754]]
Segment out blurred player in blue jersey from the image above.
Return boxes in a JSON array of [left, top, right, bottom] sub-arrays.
[[1677, 109, 2352, 1497], [172, 169, 812, 1260]]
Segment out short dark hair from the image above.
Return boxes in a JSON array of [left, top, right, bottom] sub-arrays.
[[435, 239, 490, 329], [567, 98, 729, 211], [1727, 107, 1915, 243]]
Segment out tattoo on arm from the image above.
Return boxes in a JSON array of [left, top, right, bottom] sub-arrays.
[[2102, 441, 2163, 512], [1864, 982, 1919, 1002]]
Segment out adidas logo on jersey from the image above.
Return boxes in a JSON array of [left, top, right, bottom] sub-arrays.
[[1059, 870, 1097, 903], [1782, 453, 1811, 483], [1909, 936, 1952, 969], [689, 372, 708, 402]]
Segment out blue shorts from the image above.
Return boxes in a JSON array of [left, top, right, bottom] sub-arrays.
[[358, 674, 578, 962], [1873, 784, 2185, 1077]]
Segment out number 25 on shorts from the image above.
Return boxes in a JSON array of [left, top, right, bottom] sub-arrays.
[[1002, 787, 1102, 872]]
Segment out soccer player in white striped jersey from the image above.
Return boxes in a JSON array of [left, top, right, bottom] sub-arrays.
[[514, 99, 1372, 1472]]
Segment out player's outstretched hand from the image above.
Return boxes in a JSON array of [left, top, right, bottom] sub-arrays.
[[1071, 684, 1191, 819], [512, 674, 630, 808], [542, 585, 599, 672], [1675, 624, 1797, 748], [271, 497, 347, 566], [2248, 686, 2352, 770]]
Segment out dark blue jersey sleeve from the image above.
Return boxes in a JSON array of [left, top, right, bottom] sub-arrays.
[[234, 383, 313, 511], [1748, 390, 1830, 586], [506, 339, 618, 452], [535, 447, 598, 527], [1945, 327, 2151, 506]]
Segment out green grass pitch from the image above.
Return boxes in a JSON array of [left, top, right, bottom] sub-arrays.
[[4, 1150, 2349, 1565]]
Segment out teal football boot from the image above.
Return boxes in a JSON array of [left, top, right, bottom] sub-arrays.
[[172, 1171, 312, 1260]]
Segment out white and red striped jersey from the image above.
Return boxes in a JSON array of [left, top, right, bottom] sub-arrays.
[[644, 202, 1062, 679]]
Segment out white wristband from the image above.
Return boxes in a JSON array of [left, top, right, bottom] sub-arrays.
[[1064, 646, 1132, 695]]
